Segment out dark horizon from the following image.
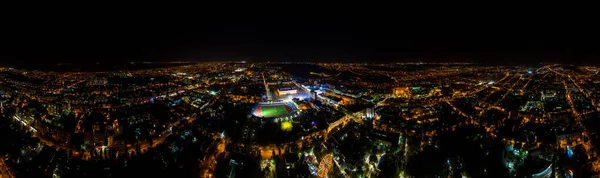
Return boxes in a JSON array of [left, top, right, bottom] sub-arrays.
[[3, 9, 600, 66], [0, 56, 595, 71]]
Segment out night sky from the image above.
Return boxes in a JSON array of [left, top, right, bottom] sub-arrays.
[[2, 9, 600, 66]]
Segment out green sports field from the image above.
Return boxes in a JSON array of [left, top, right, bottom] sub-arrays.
[[261, 105, 289, 117]]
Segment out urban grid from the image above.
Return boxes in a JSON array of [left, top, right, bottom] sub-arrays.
[[0, 62, 598, 177]]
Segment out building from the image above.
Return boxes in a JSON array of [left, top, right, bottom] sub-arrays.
[[541, 91, 556, 101], [94, 132, 107, 146], [276, 87, 298, 96], [393, 87, 411, 97], [531, 162, 552, 178], [310, 90, 317, 102], [366, 106, 375, 120]]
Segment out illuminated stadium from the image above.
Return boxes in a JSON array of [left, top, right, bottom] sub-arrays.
[[251, 101, 298, 118]]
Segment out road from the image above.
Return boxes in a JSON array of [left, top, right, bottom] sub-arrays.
[[546, 65, 600, 172], [0, 156, 15, 178]]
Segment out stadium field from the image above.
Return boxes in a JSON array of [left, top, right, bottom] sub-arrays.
[[251, 102, 296, 118], [261, 105, 289, 117]]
